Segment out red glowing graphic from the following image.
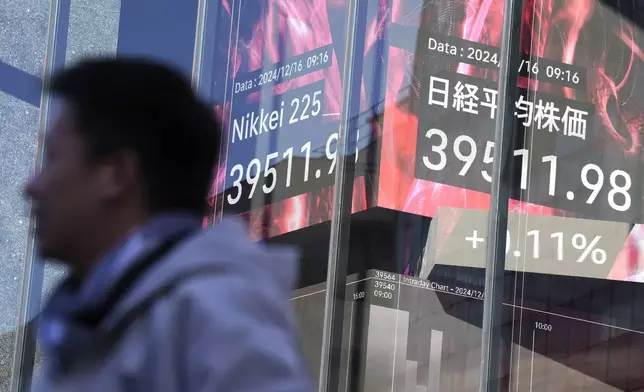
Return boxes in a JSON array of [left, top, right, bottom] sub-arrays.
[[210, 0, 644, 280], [378, 0, 644, 279], [211, 0, 375, 239]]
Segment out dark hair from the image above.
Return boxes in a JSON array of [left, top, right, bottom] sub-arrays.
[[48, 57, 221, 215]]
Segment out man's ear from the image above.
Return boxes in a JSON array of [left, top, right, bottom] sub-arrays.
[[96, 149, 140, 202]]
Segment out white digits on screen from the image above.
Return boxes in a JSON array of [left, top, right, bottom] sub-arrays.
[[541, 155, 557, 196], [527, 230, 540, 258], [453, 135, 477, 176], [514, 149, 528, 190], [423, 128, 447, 171], [227, 164, 244, 205], [301, 142, 312, 182], [311, 91, 322, 116], [481, 141, 494, 182], [283, 147, 294, 187], [355, 130, 360, 163], [300, 94, 311, 121], [608, 170, 631, 212], [262, 152, 279, 194], [246, 159, 261, 199], [551, 232, 564, 261], [326, 133, 339, 174], [581, 164, 603, 205]]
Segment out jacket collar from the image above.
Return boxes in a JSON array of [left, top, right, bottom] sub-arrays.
[[39, 212, 201, 369]]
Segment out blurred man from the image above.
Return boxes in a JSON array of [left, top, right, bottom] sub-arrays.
[[26, 58, 313, 392]]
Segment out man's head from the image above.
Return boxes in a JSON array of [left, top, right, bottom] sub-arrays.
[[25, 58, 220, 274]]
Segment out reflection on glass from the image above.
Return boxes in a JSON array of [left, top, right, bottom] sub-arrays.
[[207, 0, 644, 390], [208, 0, 371, 238], [508, 0, 644, 389], [293, 268, 485, 391], [205, 0, 358, 383]]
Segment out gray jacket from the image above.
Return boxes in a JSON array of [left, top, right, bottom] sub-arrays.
[[34, 218, 314, 392]]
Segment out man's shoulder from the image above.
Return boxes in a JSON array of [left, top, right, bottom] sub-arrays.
[[148, 258, 314, 392], [127, 220, 313, 391], [105, 218, 297, 335], [166, 218, 300, 298]]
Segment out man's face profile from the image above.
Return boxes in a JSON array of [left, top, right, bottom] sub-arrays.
[[24, 104, 104, 264]]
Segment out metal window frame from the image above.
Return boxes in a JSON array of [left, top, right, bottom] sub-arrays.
[[318, 2, 526, 392], [190, 2, 364, 389], [318, 1, 360, 390], [9, 0, 221, 388], [191, 0, 525, 390], [478, 0, 524, 390], [10, 0, 71, 390]]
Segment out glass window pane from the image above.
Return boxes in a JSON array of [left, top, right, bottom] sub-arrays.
[[31, 0, 124, 384], [33, 0, 203, 387], [505, 0, 644, 390], [0, 0, 50, 388], [51, 0, 640, 391], [203, 0, 357, 385], [38, 0, 124, 307], [38, 0, 123, 300], [327, 0, 501, 390], [0, 90, 40, 391], [65, 1, 121, 64]]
